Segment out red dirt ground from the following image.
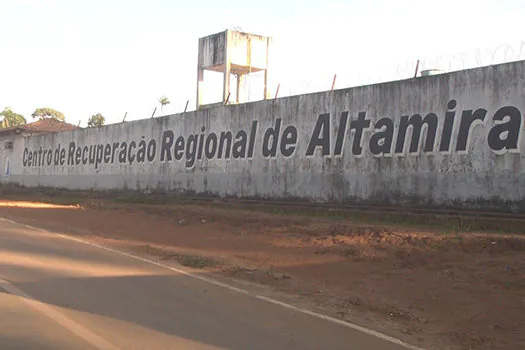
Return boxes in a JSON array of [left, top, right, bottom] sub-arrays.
[[0, 197, 523, 350]]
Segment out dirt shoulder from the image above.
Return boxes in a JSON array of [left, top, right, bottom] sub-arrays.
[[0, 193, 523, 350]]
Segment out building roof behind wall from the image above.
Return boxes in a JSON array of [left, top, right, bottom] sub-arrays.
[[0, 118, 79, 136]]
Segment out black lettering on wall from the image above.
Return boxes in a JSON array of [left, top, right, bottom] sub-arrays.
[[488, 106, 522, 153], [350, 112, 371, 156], [233, 130, 247, 158], [60, 149, 66, 165], [205, 133, 218, 159], [75, 146, 82, 165], [218, 131, 232, 159], [395, 113, 438, 154], [160, 130, 174, 162], [119, 142, 127, 163], [95, 145, 104, 168], [88, 145, 95, 164], [186, 135, 198, 168], [23, 148, 28, 167], [333, 112, 349, 156], [19, 101, 523, 174], [146, 139, 157, 162], [82, 146, 89, 164], [54, 146, 61, 166], [197, 126, 205, 160], [456, 108, 487, 152], [128, 141, 136, 165], [306, 113, 330, 156], [104, 144, 112, 163], [262, 118, 281, 158], [67, 142, 75, 165], [137, 139, 146, 163], [38, 147, 43, 166], [247, 121, 258, 158], [111, 142, 119, 163], [174, 136, 184, 161], [369, 118, 394, 156], [280, 125, 297, 157], [147, 139, 156, 161], [439, 100, 457, 152]]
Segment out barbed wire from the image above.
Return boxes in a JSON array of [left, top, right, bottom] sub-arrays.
[[169, 40, 525, 116], [393, 41, 525, 80], [240, 41, 525, 102]]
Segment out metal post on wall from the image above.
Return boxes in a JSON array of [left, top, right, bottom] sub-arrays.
[[413, 60, 420, 78], [122, 112, 127, 123]]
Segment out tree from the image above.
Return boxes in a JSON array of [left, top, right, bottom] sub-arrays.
[[0, 108, 26, 128], [158, 96, 170, 112], [31, 107, 65, 121], [87, 113, 105, 128]]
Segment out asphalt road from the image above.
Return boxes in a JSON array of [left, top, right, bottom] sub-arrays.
[[0, 218, 414, 350]]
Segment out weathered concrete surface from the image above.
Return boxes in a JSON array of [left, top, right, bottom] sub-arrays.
[[2, 60, 525, 211]]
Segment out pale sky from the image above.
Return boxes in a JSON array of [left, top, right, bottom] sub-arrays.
[[1, 0, 524, 126]]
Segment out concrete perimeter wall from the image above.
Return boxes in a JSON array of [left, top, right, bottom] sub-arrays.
[[2, 60, 525, 211]]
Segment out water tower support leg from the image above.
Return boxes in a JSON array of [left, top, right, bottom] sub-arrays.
[[236, 74, 245, 103], [196, 67, 204, 109], [223, 63, 231, 104]]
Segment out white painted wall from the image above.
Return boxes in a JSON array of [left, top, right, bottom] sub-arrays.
[[3, 60, 525, 211]]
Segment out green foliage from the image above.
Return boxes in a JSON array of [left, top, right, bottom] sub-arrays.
[[0, 108, 26, 128], [31, 107, 65, 121], [87, 113, 105, 128], [159, 96, 170, 107]]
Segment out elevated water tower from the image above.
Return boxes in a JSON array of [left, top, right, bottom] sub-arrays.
[[196, 29, 271, 109]]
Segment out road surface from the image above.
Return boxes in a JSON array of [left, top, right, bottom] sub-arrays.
[[0, 218, 415, 350]]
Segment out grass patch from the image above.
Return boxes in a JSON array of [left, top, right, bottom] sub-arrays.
[[340, 245, 362, 257], [178, 255, 220, 269], [115, 195, 174, 205], [160, 253, 221, 269], [2, 186, 525, 234], [233, 205, 525, 234]]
